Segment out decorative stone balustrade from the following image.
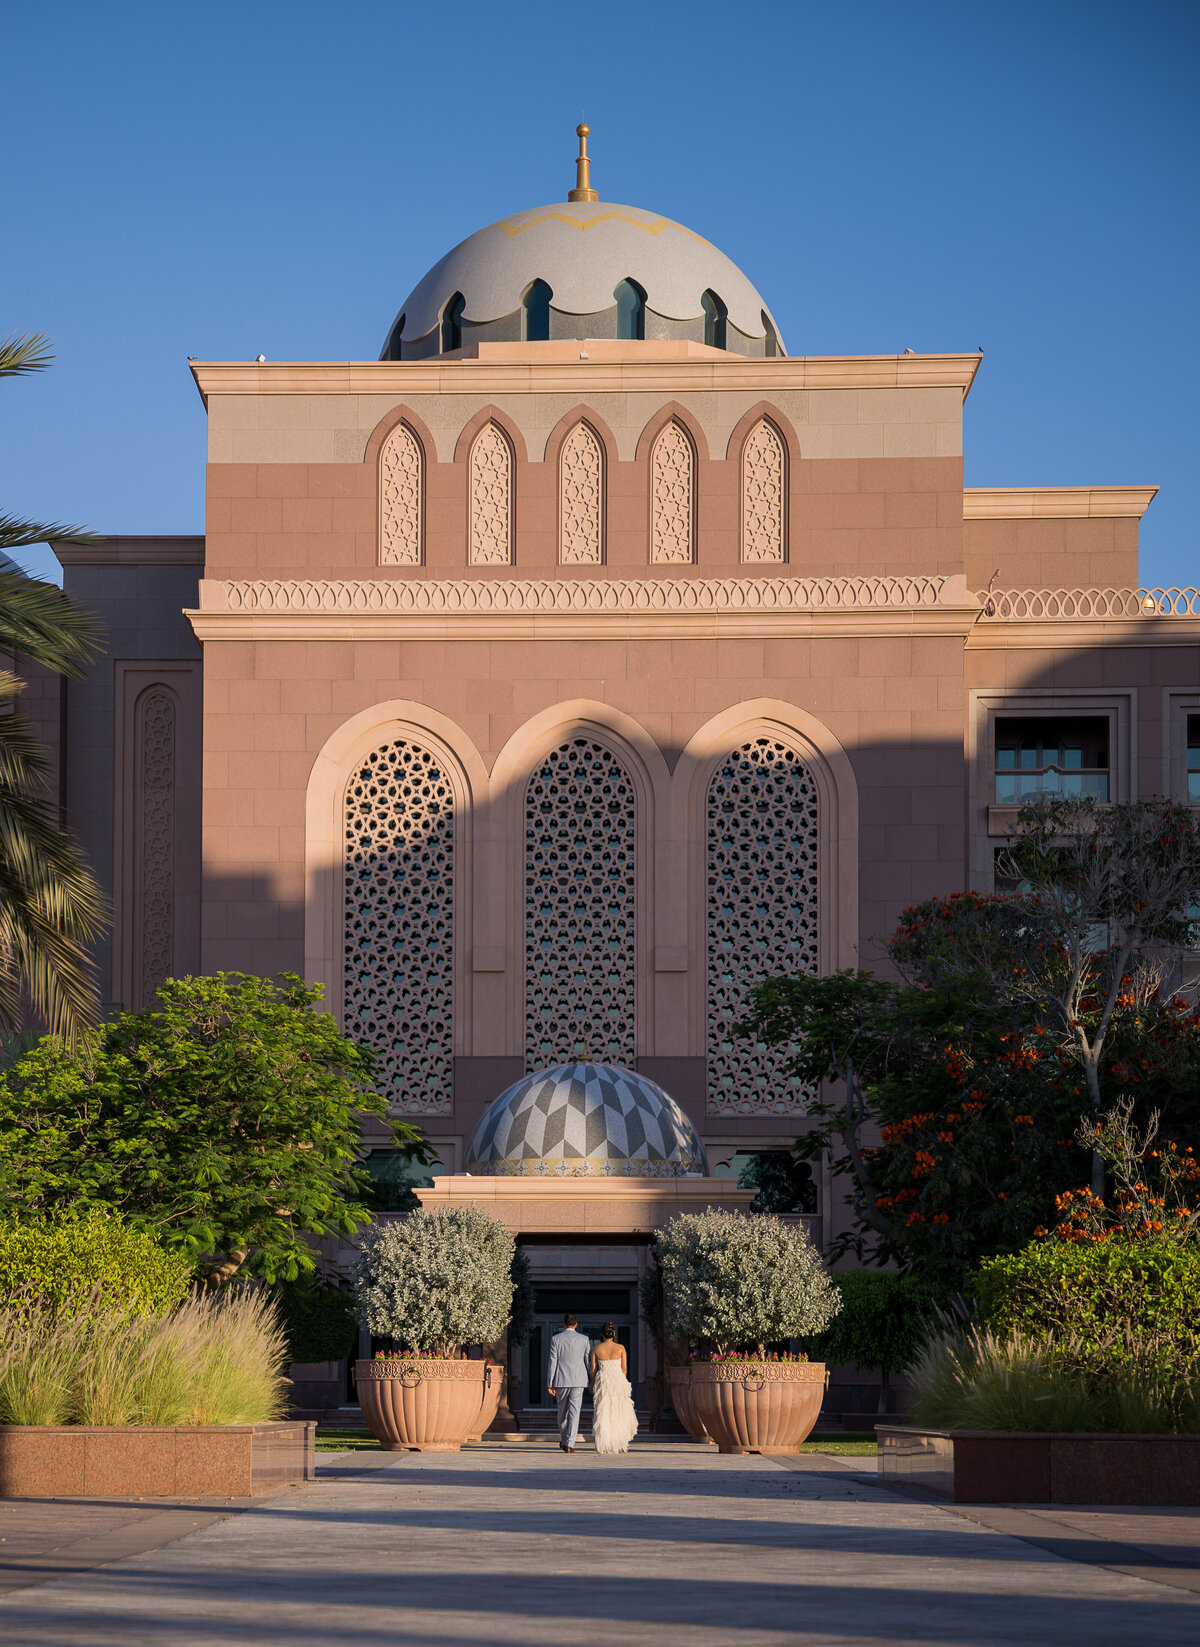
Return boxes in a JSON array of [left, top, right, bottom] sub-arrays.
[[977, 587, 1200, 619]]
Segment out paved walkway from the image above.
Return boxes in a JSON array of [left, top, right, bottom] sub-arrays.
[[0, 1441, 1198, 1646]]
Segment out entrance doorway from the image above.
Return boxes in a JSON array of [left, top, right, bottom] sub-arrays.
[[523, 1286, 636, 1412]]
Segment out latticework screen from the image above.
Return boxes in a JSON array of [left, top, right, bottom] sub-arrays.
[[525, 737, 636, 1069], [706, 737, 818, 1114], [343, 740, 455, 1114]]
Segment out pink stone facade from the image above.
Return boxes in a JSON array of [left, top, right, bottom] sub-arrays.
[[47, 334, 1196, 1419]]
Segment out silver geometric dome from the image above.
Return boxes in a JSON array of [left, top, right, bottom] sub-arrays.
[[464, 1062, 709, 1179]]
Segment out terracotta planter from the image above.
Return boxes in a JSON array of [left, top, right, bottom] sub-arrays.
[[356, 1358, 487, 1452], [465, 1363, 506, 1443], [691, 1360, 825, 1455], [668, 1365, 714, 1444]]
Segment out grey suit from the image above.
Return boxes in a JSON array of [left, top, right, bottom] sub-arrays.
[[547, 1327, 591, 1449]]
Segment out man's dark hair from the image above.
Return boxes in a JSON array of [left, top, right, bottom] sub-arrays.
[[563, 1312, 577, 1327]]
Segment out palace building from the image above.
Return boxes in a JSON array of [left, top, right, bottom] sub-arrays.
[[43, 127, 1199, 1421]]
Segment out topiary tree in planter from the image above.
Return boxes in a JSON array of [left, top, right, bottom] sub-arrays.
[[655, 1208, 840, 1356], [352, 1205, 517, 1451], [653, 1208, 842, 1454], [354, 1204, 514, 1358]]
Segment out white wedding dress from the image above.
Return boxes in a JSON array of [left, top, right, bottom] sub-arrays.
[[591, 1358, 639, 1454]]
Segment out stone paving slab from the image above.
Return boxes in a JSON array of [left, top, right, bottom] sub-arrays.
[[0, 1442, 1197, 1646]]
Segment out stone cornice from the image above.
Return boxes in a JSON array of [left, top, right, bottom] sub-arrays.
[[189, 352, 983, 405], [963, 486, 1158, 520], [52, 536, 205, 567], [185, 574, 982, 643]]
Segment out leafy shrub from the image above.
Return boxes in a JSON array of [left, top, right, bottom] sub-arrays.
[[0, 1288, 289, 1426], [354, 1205, 515, 1358], [653, 1208, 840, 1356], [0, 1211, 192, 1319], [275, 1281, 358, 1364], [974, 1238, 1200, 1360], [805, 1269, 939, 1408], [908, 1325, 1200, 1435]]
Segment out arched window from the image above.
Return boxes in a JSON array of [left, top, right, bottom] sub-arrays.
[[343, 740, 455, 1114], [701, 289, 727, 350], [559, 422, 604, 564], [384, 313, 405, 361], [468, 421, 514, 565], [379, 422, 423, 565], [522, 279, 552, 342], [650, 419, 695, 564], [762, 311, 779, 358], [741, 417, 786, 563], [525, 737, 636, 1068], [706, 738, 818, 1114], [614, 278, 645, 341], [441, 292, 465, 353]]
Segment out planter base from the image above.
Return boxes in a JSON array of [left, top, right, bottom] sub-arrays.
[[0, 1422, 315, 1499], [878, 1426, 1200, 1506]]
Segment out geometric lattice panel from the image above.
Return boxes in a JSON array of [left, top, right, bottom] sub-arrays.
[[469, 421, 514, 566], [650, 420, 695, 564], [343, 741, 454, 1114], [380, 422, 423, 565], [706, 738, 818, 1115], [525, 737, 636, 1070], [741, 417, 786, 563], [559, 422, 604, 564]]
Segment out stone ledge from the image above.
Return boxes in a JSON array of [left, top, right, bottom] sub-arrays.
[[0, 1422, 316, 1499]]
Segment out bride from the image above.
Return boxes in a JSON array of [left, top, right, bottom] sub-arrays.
[[590, 1323, 638, 1454]]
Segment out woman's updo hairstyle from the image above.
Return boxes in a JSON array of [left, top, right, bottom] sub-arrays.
[[601, 1322, 617, 1341]]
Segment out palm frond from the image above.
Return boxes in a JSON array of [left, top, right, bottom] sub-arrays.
[[0, 572, 103, 676], [0, 332, 54, 378], [0, 710, 106, 1039], [0, 512, 99, 554]]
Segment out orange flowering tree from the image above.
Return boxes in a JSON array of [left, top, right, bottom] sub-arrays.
[[741, 800, 1200, 1288]]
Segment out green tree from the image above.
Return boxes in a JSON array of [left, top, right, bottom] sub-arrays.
[[805, 1270, 939, 1412], [742, 799, 1200, 1288], [0, 972, 431, 1283], [0, 332, 109, 1039], [354, 1204, 516, 1358]]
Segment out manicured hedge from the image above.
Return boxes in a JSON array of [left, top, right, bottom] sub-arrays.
[[974, 1239, 1200, 1356], [0, 1210, 193, 1318]]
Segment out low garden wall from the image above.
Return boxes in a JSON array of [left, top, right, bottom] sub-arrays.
[[0, 1420, 316, 1498], [877, 1424, 1200, 1505]]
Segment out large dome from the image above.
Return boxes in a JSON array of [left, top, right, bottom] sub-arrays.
[[382, 128, 783, 360], [465, 1062, 709, 1179]]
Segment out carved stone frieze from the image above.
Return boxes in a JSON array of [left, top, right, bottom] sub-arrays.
[[559, 422, 604, 565], [650, 421, 695, 564]]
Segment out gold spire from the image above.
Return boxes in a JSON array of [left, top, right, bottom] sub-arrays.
[[567, 122, 598, 203]]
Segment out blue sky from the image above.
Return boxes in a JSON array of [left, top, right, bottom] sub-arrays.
[[3, 0, 1196, 587]]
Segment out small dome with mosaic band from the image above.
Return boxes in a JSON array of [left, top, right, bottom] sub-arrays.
[[381, 125, 784, 361], [465, 1062, 710, 1178]]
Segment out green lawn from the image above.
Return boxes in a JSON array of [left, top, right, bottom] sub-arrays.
[[315, 1427, 878, 1456]]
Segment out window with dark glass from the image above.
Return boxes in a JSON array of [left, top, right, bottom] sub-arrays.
[[1188, 714, 1200, 802], [702, 289, 727, 349], [522, 279, 552, 342], [441, 292, 465, 353], [993, 716, 1109, 804], [613, 278, 645, 341], [384, 313, 405, 361]]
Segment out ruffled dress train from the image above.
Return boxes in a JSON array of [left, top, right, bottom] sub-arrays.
[[592, 1360, 639, 1454]]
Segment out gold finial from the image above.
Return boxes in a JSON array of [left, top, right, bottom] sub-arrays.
[[567, 121, 598, 203]]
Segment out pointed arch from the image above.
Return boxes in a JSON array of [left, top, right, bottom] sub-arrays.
[[441, 292, 465, 353], [740, 415, 787, 563], [305, 702, 487, 1113], [677, 702, 859, 1116], [649, 419, 696, 564], [521, 278, 553, 342], [558, 419, 605, 565], [468, 420, 514, 565], [701, 289, 728, 350], [378, 420, 424, 565], [614, 277, 646, 341]]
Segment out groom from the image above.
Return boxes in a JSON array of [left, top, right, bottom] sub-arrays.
[[547, 1312, 590, 1453]]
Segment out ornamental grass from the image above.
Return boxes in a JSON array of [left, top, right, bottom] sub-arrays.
[[0, 1287, 290, 1427], [908, 1325, 1200, 1435]]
